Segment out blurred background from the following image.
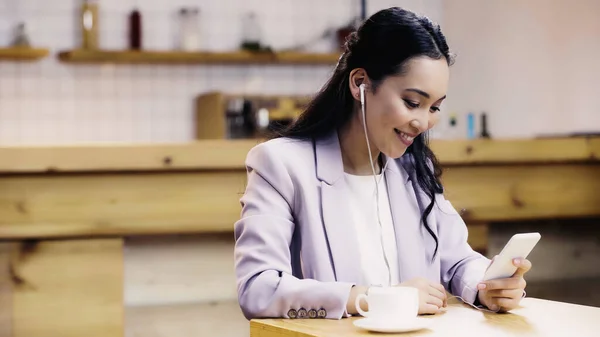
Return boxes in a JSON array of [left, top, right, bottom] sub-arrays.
[[0, 0, 598, 336]]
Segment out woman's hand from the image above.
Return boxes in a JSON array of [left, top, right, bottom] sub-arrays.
[[400, 277, 447, 314], [477, 258, 531, 312]]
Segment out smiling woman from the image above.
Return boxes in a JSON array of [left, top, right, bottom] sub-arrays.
[[233, 7, 532, 321]]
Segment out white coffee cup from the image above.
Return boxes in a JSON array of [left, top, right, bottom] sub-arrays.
[[355, 286, 419, 322]]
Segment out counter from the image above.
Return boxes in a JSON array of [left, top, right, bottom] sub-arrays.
[[0, 137, 597, 173], [0, 137, 598, 240]]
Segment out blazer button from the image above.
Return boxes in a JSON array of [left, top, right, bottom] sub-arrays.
[[298, 308, 307, 318], [317, 308, 327, 318], [308, 309, 318, 319], [287, 309, 298, 319]]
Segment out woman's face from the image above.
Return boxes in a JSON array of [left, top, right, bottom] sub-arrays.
[[360, 57, 449, 159]]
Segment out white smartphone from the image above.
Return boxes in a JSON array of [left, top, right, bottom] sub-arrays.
[[482, 232, 541, 281]]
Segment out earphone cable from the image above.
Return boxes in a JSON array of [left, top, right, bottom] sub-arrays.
[[360, 84, 392, 287]]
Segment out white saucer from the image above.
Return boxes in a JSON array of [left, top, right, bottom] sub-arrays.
[[353, 317, 432, 333]]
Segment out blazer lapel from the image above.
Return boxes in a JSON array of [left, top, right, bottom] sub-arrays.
[[384, 156, 430, 281], [315, 133, 362, 283]]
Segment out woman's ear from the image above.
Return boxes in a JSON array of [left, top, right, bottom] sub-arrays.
[[349, 68, 369, 101]]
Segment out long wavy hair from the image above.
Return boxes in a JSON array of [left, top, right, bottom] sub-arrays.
[[275, 7, 453, 258]]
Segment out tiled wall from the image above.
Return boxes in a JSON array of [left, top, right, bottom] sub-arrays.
[[0, 0, 441, 145], [5, 0, 595, 145]]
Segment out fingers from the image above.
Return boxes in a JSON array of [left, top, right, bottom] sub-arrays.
[[430, 282, 446, 295], [479, 258, 532, 290], [483, 300, 503, 312], [421, 303, 442, 315], [417, 283, 446, 315], [512, 258, 532, 277], [495, 297, 518, 310], [429, 284, 447, 301], [479, 283, 526, 313], [485, 288, 524, 299], [428, 282, 447, 307], [479, 277, 526, 291], [426, 295, 444, 309]]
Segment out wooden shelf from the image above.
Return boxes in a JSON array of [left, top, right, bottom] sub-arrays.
[[58, 49, 341, 65], [0, 47, 49, 61]]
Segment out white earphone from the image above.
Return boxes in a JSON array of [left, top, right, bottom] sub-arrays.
[[358, 82, 392, 287], [359, 83, 366, 106], [358, 82, 388, 180]]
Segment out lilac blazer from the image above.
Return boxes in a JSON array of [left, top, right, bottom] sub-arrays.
[[234, 132, 490, 320]]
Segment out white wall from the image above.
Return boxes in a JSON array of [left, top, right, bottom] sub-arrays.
[[442, 0, 600, 138]]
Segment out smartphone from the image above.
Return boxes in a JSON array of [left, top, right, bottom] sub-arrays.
[[482, 232, 541, 281]]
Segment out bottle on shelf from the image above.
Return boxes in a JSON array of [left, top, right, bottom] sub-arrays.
[[467, 112, 476, 139], [129, 8, 142, 50], [80, 0, 99, 50], [480, 111, 491, 139], [256, 108, 270, 137]]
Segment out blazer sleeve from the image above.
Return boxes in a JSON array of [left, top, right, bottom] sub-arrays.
[[234, 143, 354, 320], [435, 193, 491, 304]]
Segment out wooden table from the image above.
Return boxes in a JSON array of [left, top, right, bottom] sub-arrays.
[[250, 298, 600, 336]]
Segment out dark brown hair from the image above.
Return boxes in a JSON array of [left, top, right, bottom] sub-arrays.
[[276, 7, 453, 258]]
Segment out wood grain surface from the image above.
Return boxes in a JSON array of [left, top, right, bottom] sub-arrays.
[[0, 138, 596, 173], [0, 239, 124, 337], [58, 49, 341, 65], [0, 47, 49, 61], [251, 297, 600, 337], [0, 164, 598, 239]]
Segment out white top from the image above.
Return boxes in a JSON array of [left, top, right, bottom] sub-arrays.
[[344, 172, 400, 287]]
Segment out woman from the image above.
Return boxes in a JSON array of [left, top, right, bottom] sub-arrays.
[[234, 7, 531, 320]]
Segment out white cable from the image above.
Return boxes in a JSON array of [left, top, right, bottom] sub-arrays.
[[360, 84, 392, 287], [447, 295, 500, 313]]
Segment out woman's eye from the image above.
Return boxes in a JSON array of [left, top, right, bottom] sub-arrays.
[[404, 100, 419, 108], [430, 106, 441, 113]]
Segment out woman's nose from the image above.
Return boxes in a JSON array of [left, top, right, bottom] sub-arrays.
[[409, 111, 430, 133]]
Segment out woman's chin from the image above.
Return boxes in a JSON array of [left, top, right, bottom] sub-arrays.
[[383, 146, 408, 160]]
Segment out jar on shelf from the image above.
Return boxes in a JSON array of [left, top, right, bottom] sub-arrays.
[[241, 12, 262, 51], [10, 22, 31, 47], [178, 7, 200, 51]]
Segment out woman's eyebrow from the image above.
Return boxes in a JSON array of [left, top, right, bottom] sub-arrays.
[[404, 88, 446, 101]]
